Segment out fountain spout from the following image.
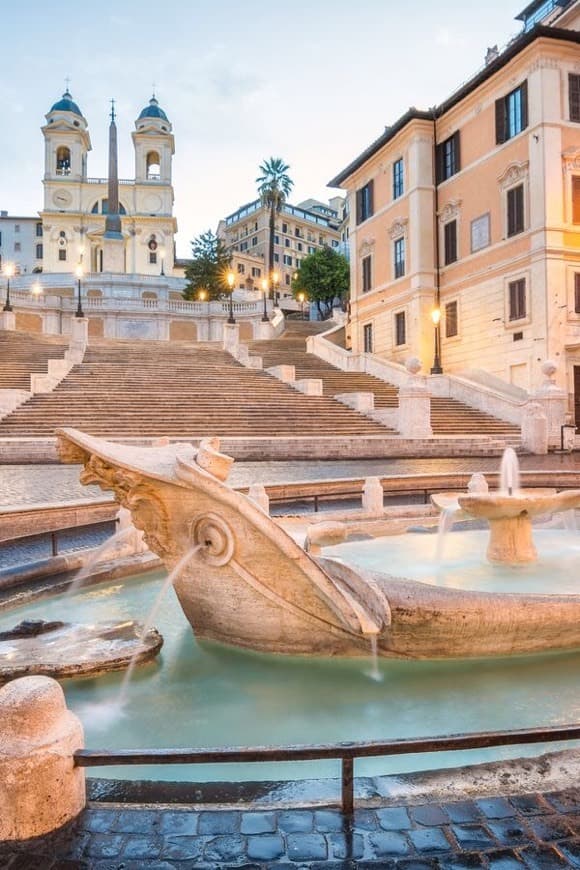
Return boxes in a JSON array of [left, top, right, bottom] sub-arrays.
[[500, 447, 520, 497]]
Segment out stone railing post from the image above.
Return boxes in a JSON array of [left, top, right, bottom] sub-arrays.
[[362, 477, 384, 516], [0, 676, 85, 841], [0, 310, 16, 331], [222, 322, 240, 354], [532, 361, 567, 449], [521, 401, 549, 455], [397, 357, 433, 438], [67, 316, 89, 364], [248, 484, 270, 514]]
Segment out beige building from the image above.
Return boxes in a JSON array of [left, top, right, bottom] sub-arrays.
[[217, 196, 344, 301], [40, 91, 177, 276], [330, 0, 580, 424]]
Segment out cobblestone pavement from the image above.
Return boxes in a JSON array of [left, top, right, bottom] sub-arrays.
[[1, 454, 579, 508], [3, 789, 580, 868]]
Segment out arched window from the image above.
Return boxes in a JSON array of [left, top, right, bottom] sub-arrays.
[[146, 151, 161, 180], [90, 199, 127, 215], [56, 146, 71, 175]]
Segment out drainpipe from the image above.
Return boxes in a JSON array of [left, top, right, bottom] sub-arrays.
[[431, 112, 443, 375]]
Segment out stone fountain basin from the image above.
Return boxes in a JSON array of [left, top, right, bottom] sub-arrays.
[[0, 619, 163, 681], [458, 490, 578, 519], [431, 489, 557, 518]]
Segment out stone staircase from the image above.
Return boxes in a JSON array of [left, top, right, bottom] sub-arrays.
[[0, 336, 393, 439], [249, 327, 521, 438], [0, 331, 69, 390]]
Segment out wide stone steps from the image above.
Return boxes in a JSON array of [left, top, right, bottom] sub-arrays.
[[249, 333, 520, 438], [0, 330, 69, 390], [0, 332, 393, 438]]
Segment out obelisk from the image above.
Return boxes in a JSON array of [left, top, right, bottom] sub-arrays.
[[102, 100, 125, 273]]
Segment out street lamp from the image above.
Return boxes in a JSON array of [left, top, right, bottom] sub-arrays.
[[261, 278, 269, 322], [3, 262, 14, 312], [430, 307, 443, 374], [297, 291, 306, 321], [31, 281, 43, 298], [159, 247, 165, 276], [272, 270, 280, 306], [75, 263, 85, 318], [226, 270, 236, 324]]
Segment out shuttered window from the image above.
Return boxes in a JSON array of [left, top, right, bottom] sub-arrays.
[[394, 237, 405, 279], [445, 301, 458, 337], [496, 81, 528, 144], [363, 323, 373, 353], [436, 131, 461, 183], [507, 185, 525, 237], [575, 274, 580, 314], [573, 177, 580, 224], [570, 74, 580, 122], [509, 278, 526, 321], [395, 311, 406, 346], [444, 220, 458, 265], [356, 180, 374, 224], [362, 255, 372, 292]]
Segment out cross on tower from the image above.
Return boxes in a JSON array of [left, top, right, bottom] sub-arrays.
[[110, 98, 116, 122], [64, 76, 71, 92]]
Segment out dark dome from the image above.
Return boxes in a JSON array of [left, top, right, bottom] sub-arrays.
[[138, 95, 169, 122], [50, 89, 83, 117]]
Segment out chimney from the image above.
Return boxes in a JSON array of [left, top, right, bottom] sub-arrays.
[[485, 45, 499, 65]]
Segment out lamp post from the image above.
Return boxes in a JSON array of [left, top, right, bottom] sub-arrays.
[[159, 247, 165, 277], [297, 291, 306, 321], [75, 264, 84, 318], [3, 262, 14, 312], [430, 307, 442, 374], [31, 281, 43, 299], [272, 270, 280, 306], [261, 278, 269, 322], [226, 270, 236, 324]]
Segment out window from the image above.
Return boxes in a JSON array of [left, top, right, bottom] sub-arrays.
[[573, 177, 580, 224], [36, 223, 43, 237], [146, 151, 160, 180], [308, 245, 316, 254], [251, 267, 261, 278], [149, 251, 157, 264], [285, 274, 290, 286], [395, 311, 406, 346], [394, 237, 405, 279], [240, 241, 248, 252], [444, 220, 458, 265], [297, 242, 303, 252], [393, 158, 404, 199], [508, 278, 526, 320], [58, 249, 67, 261], [14, 224, 20, 233], [274, 253, 279, 262], [283, 254, 292, 266], [14, 242, 21, 252], [285, 238, 290, 248], [56, 146, 71, 175], [496, 82, 528, 144], [445, 301, 458, 337], [356, 180, 374, 224], [363, 323, 373, 353], [471, 213, 490, 253], [274, 235, 280, 244], [570, 74, 580, 122], [507, 184, 525, 237], [362, 255, 372, 293], [35, 244, 43, 259], [237, 263, 245, 274], [251, 236, 258, 246], [575, 273, 580, 313], [282, 222, 288, 234], [436, 132, 460, 182]]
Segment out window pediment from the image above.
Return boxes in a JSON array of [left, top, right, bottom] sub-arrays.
[[388, 217, 408, 240], [438, 199, 462, 224], [497, 161, 529, 190]]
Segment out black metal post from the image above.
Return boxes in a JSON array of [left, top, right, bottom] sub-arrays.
[[75, 276, 84, 318], [430, 323, 442, 374], [262, 287, 269, 322], [228, 289, 236, 324], [3, 276, 12, 312], [301, 299, 305, 320]]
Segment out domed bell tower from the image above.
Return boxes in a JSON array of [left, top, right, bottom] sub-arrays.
[[42, 90, 91, 208]]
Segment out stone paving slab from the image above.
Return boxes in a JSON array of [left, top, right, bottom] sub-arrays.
[[2, 788, 580, 867]]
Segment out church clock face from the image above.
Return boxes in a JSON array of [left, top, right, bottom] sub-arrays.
[[52, 188, 73, 208]]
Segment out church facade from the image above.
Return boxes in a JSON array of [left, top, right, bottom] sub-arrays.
[[40, 90, 177, 276]]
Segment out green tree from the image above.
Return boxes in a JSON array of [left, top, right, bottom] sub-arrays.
[[182, 230, 232, 301], [256, 157, 293, 293], [292, 247, 349, 318]]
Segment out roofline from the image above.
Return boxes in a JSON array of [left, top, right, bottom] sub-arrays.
[[328, 25, 580, 188], [515, 0, 570, 21]]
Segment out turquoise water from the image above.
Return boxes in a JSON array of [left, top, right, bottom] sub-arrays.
[[2, 563, 580, 782]]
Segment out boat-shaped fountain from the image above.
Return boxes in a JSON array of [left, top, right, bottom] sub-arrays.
[[55, 428, 580, 660]]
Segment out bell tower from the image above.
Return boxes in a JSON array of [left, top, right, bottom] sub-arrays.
[[132, 95, 174, 184], [42, 89, 91, 208]]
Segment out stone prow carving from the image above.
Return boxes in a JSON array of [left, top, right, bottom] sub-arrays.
[[57, 429, 580, 660]]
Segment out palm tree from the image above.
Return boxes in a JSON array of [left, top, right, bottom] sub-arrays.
[[256, 157, 293, 298]]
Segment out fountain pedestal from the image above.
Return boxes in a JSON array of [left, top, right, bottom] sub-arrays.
[[486, 514, 536, 564]]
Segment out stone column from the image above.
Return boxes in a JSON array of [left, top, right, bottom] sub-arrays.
[[397, 357, 433, 438], [67, 317, 88, 363], [362, 477, 384, 515], [223, 322, 240, 354], [0, 310, 16, 331], [533, 361, 567, 449], [521, 401, 548, 455], [0, 676, 85, 841]]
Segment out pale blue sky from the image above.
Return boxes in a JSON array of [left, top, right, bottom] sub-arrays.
[[2, 0, 525, 256]]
